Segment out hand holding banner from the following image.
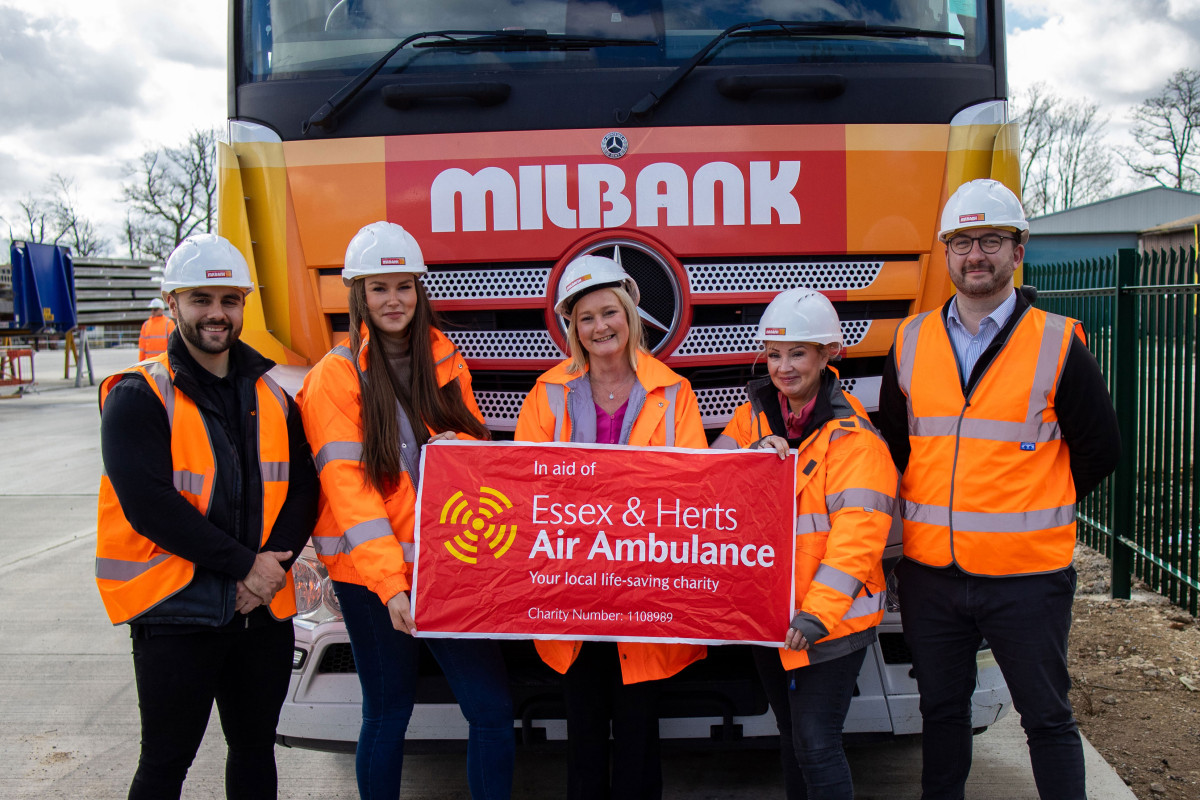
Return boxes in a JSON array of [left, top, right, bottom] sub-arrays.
[[412, 441, 796, 646]]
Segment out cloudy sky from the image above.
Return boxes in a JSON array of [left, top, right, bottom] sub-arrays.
[[1, 0, 1198, 255]]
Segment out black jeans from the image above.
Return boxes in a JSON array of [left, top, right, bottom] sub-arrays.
[[127, 620, 294, 800], [753, 645, 867, 800], [562, 642, 663, 800], [897, 559, 1082, 800]]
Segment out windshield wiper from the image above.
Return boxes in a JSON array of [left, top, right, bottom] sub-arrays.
[[302, 29, 655, 134], [415, 30, 657, 51], [617, 18, 964, 122]]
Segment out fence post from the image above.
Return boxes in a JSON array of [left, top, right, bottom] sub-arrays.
[[1110, 249, 1136, 599]]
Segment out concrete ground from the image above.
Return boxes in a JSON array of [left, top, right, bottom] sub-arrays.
[[0, 344, 1136, 798]]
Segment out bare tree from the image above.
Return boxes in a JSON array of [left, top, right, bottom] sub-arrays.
[[47, 174, 106, 256], [2, 174, 107, 256], [121, 128, 218, 261], [1124, 68, 1200, 190], [1013, 84, 1115, 216]]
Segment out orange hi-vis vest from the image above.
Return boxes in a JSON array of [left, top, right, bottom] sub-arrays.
[[138, 315, 175, 360], [894, 304, 1081, 576], [296, 327, 482, 604], [515, 353, 707, 684], [95, 354, 296, 624], [720, 379, 896, 670]]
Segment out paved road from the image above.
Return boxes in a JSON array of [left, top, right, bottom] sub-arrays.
[[0, 346, 1135, 798]]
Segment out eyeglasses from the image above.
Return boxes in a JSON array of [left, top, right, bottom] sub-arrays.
[[947, 233, 1017, 255]]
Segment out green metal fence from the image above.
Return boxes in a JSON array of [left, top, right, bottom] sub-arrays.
[[1027, 248, 1200, 615]]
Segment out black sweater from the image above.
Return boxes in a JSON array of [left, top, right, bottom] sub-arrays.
[[100, 332, 318, 631]]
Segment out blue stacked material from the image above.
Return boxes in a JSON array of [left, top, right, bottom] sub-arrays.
[[6, 241, 77, 334]]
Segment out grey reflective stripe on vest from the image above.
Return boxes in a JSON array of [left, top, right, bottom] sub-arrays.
[[842, 591, 885, 620], [1028, 313, 1069, 425], [826, 487, 896, 516], [95, 553, 172, 581], [795, 513, 832, 536], [901, 499, 1077, 533], [312, 521, 414, 562], [546, 384, 567, 441], [261, 373, 289, 418], [345, 518, 395, 548], [895, 310, 934, 398], [261, 462, 290, 482], [310, 535, 347, 556], [142, 360, 175, 425], [314, 441, 364, 473], [813, 563, 864, 599], [911, 415, 1061, 443], [173, 470, 206, 495], [662, 384, 679, 447], [331, 344, 354, 361]]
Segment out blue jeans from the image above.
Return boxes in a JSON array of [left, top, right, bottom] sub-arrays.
[[896, 559, 1082, 800], [333, 580, 514, 800], [753, 644, 867, 800]]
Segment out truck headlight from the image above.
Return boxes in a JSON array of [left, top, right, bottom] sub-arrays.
[[293, 557, 324, 617]]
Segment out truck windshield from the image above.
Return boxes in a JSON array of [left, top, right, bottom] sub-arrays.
[[241, 0, 988, 80]]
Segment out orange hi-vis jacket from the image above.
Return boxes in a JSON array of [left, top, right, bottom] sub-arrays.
[[297, 326, 482, 604], [96, 354, 296, 624], [138, 315, 175, 360], [893, 305, 1082, 576], [515, 353, 707, 684], [719, 372, 896, 669]]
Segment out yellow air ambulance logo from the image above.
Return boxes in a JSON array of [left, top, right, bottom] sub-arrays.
[[439, 486, 518, 564]]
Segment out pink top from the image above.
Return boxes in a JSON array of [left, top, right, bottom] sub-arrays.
[[595, 399, 630, 444], [779, 392, 817, 439]]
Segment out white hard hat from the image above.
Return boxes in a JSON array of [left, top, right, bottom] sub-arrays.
[[161, 234, 255, 294], [757, 288, 843, 348], [148, 298, 165, 310], [938, 179, 1029, 244], [554, 255, 640, 317], [342, 221, 426, 286]]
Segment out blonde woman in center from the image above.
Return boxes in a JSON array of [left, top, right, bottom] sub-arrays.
[[515, 254, 707, 800]]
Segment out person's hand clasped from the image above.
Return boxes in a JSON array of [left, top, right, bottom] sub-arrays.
[[387, 591, 418, 636], [427, 431, 458, 443], [784, 627, 810, 651], [757, 435, 789, 460], [235, 580, 265, 614], [243, 550, 291, 600]]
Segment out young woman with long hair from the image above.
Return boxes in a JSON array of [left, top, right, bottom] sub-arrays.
[[297, 222, 513, 800]]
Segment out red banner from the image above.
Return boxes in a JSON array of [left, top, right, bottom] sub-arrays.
[[411, 441, 796, 645]]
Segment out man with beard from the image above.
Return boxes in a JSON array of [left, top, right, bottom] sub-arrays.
[[876, 179, 1119, 800], [95, 233, 317, 800]]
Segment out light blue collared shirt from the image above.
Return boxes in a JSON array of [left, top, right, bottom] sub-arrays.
[[945, 289, 1017, 385]]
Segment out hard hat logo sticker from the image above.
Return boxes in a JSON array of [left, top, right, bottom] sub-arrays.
[[763, 327, 786, 336], [380, 257, 406, 266], [958, 213, 985, 223], [439, 486, 518, 564], [206, 269, 234, 279]]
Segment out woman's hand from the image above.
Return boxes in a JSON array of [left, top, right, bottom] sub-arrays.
[[756, 435, 789, 460], [386, 591, 417, 635], [784, 627, 810, 651], [428, 431, 458, 443]]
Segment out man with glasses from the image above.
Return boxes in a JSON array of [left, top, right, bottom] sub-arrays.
[[876, 179, 1120, 799]]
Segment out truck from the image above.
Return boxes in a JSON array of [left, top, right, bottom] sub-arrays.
[[220, 0, 1018, 749]]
